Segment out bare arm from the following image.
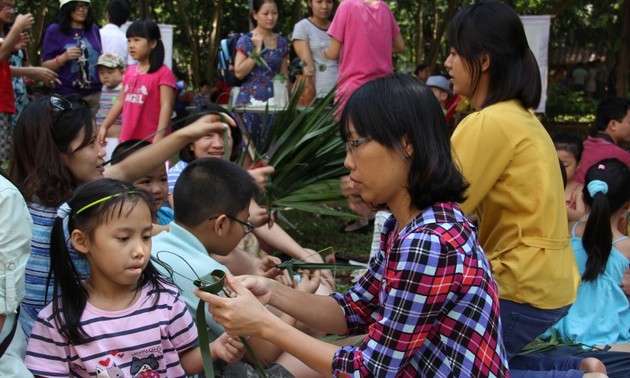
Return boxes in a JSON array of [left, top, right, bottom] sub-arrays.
[[153, 85, 176, 143], [0, 14, 32, 61], [392, 33, 405, 54], [10, 66, 58, 83], [293, 40, 315, 76], [41, 46, 82, 72], [105, 114, 231, 182], [322, 38, 341, 61]]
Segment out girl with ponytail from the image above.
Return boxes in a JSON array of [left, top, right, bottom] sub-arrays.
[[546, 158, 630, 345]]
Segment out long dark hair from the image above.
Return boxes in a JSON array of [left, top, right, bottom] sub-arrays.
[[58, 1, 96, 34], [9, 95, 95, 206], [446, 0, 541, 109], [581, 158, 630, 281], [50, 178, 164, 343], [340, 74, 469, 211], [126, 19, 165, 73]]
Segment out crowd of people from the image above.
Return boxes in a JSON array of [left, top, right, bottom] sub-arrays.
[[0, 0, 629, 377]]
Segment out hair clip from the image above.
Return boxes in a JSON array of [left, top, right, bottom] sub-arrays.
[[598, 164, 605, 170]]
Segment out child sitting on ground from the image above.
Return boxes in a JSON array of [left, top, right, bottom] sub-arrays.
[[554, 132, 586, 221], [543, 158, 630, 346], [95, 52, 125, 161], [25, 178, 244, 377]]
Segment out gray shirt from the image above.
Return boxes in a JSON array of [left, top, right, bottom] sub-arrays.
[[292, 19, 339, 98]]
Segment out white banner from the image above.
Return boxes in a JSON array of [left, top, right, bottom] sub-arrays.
[[521, 15, 551, 113]]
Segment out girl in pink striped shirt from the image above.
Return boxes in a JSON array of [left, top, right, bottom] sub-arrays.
[[25, 178, 243, 378]]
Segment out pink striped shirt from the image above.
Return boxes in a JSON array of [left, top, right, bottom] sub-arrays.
[[25, 283, 198, 378]]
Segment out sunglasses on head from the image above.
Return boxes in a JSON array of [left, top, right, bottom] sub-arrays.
[[49, 95, 73, 117]]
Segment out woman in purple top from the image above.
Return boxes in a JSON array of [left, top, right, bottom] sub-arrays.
[[41, 0, 102, 113]]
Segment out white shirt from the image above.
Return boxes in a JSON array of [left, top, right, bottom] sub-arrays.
[[100, 23, 128, 63]]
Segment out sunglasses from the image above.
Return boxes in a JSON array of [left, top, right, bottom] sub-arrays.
[[49, 95, 73, 118]]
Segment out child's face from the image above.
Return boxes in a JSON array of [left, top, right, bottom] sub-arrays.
[[609, 109, 630, 144], [213, 207, 252, 256], [133, 165, 168, 210], [76, 201, 153, 290], [557, 149, 580, 181], [127, 36, 155, 62], [98, 66, 123, 89]]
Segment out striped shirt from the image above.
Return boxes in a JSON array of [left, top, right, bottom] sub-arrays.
[[25, 283, 198, 377], [331, 202, 509, 377], [19, 202, 90, 337]]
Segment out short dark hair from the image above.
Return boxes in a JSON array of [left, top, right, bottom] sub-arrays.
[[414, 64, 428, 76], [173, 158, 259, 227], [107, 0, 131, 26], [552, 132, 584, 162], [340, 74, 469, 211], [447, 0, 541, 109], [173, 106, 242, 162], [58, 1, 96, 34], [581, 159, 630, 282], [111, 139, 151, 165], [10, 95, 95, 206], [594, 97, 630, 132]]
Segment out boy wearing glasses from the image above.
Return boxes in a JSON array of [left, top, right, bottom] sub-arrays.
[[0, 2, 34, 165], [150, 158, 300, 375]]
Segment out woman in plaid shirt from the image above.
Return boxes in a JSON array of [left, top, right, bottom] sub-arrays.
[[198, 74, 509, 377]]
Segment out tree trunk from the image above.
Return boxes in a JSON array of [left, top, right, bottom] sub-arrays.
[[206, 0, 224, 83], [175, 0, 200, 87], [616, 0, 630, 96], [138, 0, 151, 19], [425, 0, 459, 72], [29, 0, 48, 65], [415, 0, 424, 65]]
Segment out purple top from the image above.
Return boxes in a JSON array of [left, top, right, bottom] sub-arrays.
[[42, 23, 102, 96]]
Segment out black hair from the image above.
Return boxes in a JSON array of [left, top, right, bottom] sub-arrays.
[[50, 178, 163, 343], [414, 64, 428, 76], [58, 1, 96, 34], [199, 79, 210, 87], [10, 95, 96, 206], [126, 19, 164, 73], [173, 158, 259, 227], [172, 105, 242, 162], [446, 0, 541, 109], [552, 132, 584, 162], [594, 97, 630, 132], [305, 0, 335, 18], [581, 158, 630, 282], [106, 0, 131, 26], [110, 139, 151, 166], [340, 74, 469, 211], [250, 0, 278, 27]]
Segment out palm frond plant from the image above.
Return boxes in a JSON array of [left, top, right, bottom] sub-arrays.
[[253, 84, 356, 219]]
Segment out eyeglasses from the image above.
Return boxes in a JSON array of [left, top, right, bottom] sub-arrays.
[[50, 95, 73, 117], [209, 215, 255, 234], [345, 137, 372, 154], [0, 4, 16, 12]]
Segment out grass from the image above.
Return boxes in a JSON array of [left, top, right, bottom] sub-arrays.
[[274, 206, 374, 261]]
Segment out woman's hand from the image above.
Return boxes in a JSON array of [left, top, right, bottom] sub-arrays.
[[293, 269, 321, 294], [177, 113, 234, 141], [251, 32, 264, 52], [196, 274, 273, 338], [211, 333, 245, 363], [25, 67, 59, 83], [64, 46, 82, 61], [13, 13, 34, 32]]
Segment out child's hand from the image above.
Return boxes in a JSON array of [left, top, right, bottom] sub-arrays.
[[293, 269, 321, 294], [248, 165, 274, 192], [13, 13, 34, 32], [211, 333, 245, 363], [248, 200, 270, 228], [96, 126, 108, 147], [257, 255, 286, 280]]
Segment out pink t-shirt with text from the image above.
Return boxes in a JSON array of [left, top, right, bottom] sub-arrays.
[[328, 0, 400, 109], [120, 64, 176, 142]]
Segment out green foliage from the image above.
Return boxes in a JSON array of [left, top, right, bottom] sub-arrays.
[[254, 86, 353, 219], [542, 84, 596, 125]]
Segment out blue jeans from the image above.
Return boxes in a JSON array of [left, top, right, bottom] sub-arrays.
[[500, 300, 585, 378]]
